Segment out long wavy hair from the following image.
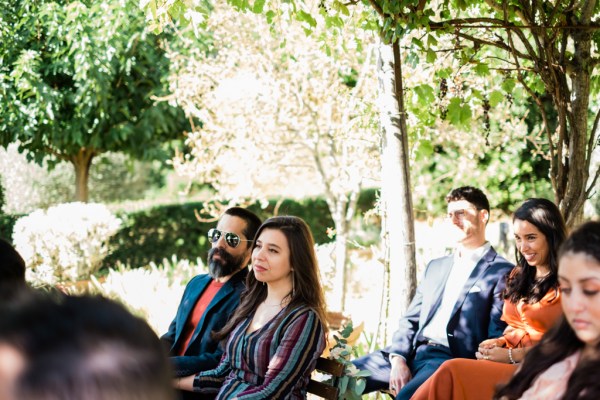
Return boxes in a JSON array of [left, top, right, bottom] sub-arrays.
[[213, 216, 328, 341], [495, 221, 600, 400], [503, 198, 566, 304]]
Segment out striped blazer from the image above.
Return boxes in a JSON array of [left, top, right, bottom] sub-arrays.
[[194, 305, 326, 399]]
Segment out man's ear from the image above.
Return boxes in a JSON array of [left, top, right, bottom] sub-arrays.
[[243, 248, 253, 266], [481, 209, 490, 224]]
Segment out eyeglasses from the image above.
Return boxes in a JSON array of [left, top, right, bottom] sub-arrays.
[[207, 228, 252, 248], [446, 207, 479, 220]]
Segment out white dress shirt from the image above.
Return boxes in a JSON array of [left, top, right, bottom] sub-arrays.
[[421, 242, 491, 347]]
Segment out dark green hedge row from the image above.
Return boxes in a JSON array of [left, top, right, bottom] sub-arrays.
[[103, 190, 377, 269], [0, 189, 378, 269], [0, 214, 23, 243]]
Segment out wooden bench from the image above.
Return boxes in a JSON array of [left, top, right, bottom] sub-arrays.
[[307, 357, 345, 399]]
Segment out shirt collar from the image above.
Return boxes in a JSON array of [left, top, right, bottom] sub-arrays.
[[455, 241, 491, 263]]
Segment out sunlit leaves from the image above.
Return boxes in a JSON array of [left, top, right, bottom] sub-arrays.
[[447, 97, 471, 128], [413, 84, 435, 105], [488, 90, 503, 107]]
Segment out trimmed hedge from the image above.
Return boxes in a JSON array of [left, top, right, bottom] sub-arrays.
[[103, 191, 378, 269], [0, 214, 23, 243], [0, 189, 378, 270]]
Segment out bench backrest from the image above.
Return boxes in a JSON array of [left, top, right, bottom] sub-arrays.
[[306, 357, 345, 400]]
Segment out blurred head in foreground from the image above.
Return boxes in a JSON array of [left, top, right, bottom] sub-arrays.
[[0, 292, 175, 400]]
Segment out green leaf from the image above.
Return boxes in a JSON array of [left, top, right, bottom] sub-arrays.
[[265, 10, 275, 24], [297, 10, 317, 28], [252, 0, 265, 13], [447, 97, 471, 127], [427, 34, 438, 47], [489, 90, 504, 107], [474, 63, 489, 76], [416, 140, 434, 160], [501, 78, 516, 93], [437, 67, 452, 79], [338, 375, 349, 395], [426, 49, 436, 63], [411, 37, 424, 49], [413, 84, 435, 105], [355, 378, 367, 394]]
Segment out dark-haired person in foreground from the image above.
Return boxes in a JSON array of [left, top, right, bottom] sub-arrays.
[[0, 293, 174, 400], [352, 186, 514, 400], [0, 237, 30, 307], [161, 207, 261, 399], [495, 221, 600, 400]]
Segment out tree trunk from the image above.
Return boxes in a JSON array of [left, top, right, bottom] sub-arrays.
[[377, 38, 417, 343], [334, 217, 349, 313], [70, 148, 95, 203], [559, 29, 592, 227], [326, 194, 355, 314]]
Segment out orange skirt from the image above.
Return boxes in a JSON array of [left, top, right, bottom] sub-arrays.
[[411, 358, 517, 400]]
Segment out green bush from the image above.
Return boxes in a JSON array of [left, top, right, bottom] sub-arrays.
[[0, 214, 23, 242], [103, 202, 210, 270], [102, 190, 379, 270], [0, 174, 4, 214]]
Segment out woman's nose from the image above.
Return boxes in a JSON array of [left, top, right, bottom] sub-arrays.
[[519, 242, 529, 252], [253, 247, 265, 260], [565, 292, 585, 314]]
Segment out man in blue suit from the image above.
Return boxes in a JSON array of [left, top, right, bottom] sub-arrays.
[[161, 207, 261, 399], [353, 187, 513, 400]]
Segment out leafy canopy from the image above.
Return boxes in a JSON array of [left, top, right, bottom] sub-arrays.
[[0, 0, 189, 164]]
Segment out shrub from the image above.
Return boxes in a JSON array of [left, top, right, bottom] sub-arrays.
[[103, 202, 211, 270], [102, 191, 379, 270], [13, 203, 121, 286], [0, 214, 22, 242], [0, 173, 4, 214]]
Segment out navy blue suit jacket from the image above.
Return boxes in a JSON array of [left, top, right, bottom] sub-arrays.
[[161, 268, 247, 377], [384, 247, 513, 361]]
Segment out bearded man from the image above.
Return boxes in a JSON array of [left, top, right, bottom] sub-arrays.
[[161, 207, 261, 399]]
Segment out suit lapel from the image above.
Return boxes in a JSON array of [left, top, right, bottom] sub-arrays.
[[175, 275, 211, 344], [187, 268, 247, 346], [423, 256, 454, 327], [192, 282, 234, 341]]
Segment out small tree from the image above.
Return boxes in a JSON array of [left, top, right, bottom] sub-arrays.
[[168, 4, 380, 311], [0, 0, 189, 202]]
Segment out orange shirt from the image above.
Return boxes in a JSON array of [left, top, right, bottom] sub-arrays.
[[178, 280, 225, 356], [501, 288, 562, 348]]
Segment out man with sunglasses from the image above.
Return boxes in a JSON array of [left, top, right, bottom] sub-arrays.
[[161, 207, 261, 399]]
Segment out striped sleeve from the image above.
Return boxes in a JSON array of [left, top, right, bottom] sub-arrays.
[[236, 307, 326, 399], [193, 352, 231, 392]]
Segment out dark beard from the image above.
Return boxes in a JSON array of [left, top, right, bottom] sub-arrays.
[[207, 247, 245, 279]]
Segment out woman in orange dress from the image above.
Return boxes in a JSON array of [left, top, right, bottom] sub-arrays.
[[411, 198, 567, 400]]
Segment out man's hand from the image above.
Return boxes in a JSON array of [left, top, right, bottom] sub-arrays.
[[174, 375, 195, 392], [389, 356, 412, 397]]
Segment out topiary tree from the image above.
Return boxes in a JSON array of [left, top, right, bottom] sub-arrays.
[[0, 0, 190, 202]]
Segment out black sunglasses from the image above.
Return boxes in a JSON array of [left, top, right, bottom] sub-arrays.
[[207, 228, 252, 248]]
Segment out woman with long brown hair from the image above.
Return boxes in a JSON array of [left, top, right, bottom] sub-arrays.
[[178, 216, 327, 399]]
